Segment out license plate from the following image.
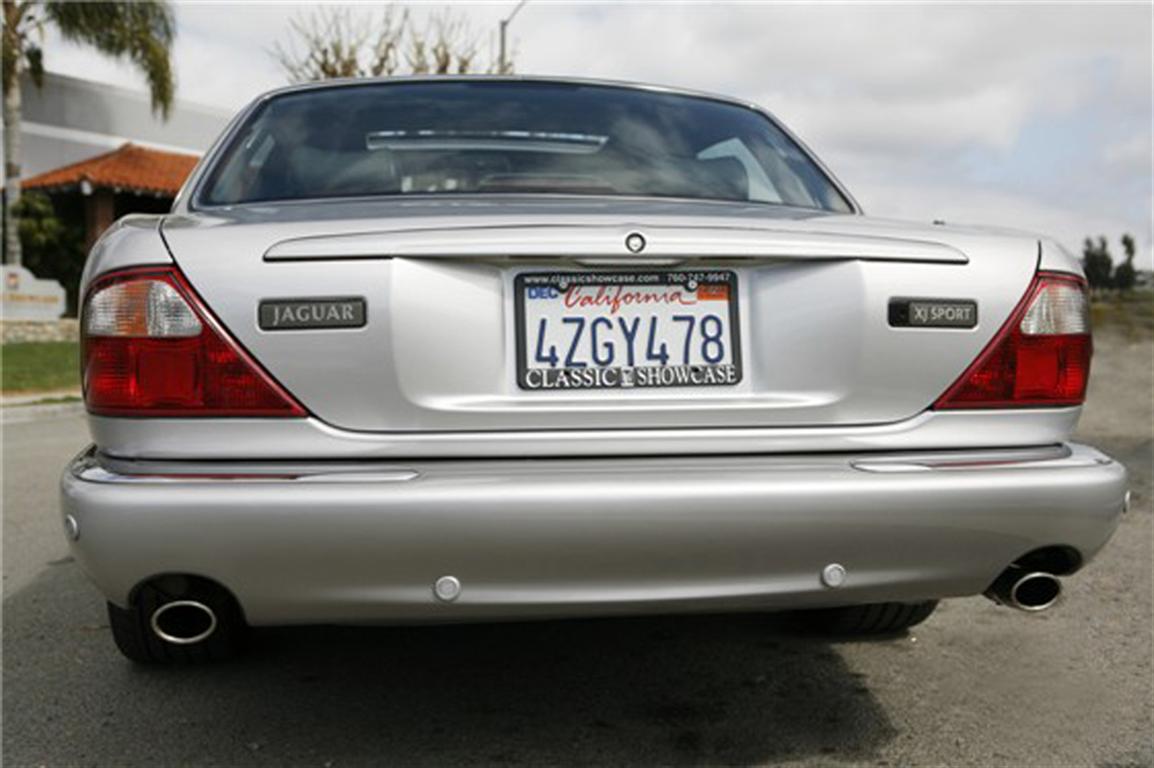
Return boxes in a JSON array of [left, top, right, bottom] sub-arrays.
[[514, 271, 742, 391]]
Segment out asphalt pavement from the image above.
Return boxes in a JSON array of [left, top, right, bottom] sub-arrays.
[[3, 328, 1151, 767]]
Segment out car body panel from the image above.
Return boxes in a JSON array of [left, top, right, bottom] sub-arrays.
[[62, 443, 1127, 624], [87, 408, 1081, 461], [79, 215, 171, 285], [154, 197, 1041, 438]]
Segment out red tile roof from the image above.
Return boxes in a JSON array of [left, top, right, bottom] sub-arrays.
[[23, 142, 199, 196]]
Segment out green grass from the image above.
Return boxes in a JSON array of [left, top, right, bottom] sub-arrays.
[[1, 342, 80, 394], [1092, 293, 1154, 339]]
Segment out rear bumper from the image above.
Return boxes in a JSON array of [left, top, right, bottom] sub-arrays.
[[60, 444, 1127, 626]]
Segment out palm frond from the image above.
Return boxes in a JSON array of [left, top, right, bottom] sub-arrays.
[[45, 1, 175, 118]]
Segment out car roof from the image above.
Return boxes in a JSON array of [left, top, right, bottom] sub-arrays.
[[251, 75, 763, 113]]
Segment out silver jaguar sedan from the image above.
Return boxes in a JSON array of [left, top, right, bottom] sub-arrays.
[[61, 77, 1128, 664]]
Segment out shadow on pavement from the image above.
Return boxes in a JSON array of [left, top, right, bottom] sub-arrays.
[[4, 563, 899, 766]]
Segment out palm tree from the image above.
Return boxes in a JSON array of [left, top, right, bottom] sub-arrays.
[[2, 1, 175, 266]]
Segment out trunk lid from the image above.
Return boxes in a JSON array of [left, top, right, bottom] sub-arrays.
[[161, 196, 1038, 433]]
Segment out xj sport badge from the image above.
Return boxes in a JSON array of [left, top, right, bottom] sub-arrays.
[[259, 297, 367, 331], [888, 297, 978, 329]]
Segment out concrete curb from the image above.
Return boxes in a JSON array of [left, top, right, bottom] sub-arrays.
[[1, 401, 85, 423], [0, 389, 81, 407]]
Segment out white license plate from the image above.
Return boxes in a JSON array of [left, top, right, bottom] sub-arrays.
[[514, 271, 742, 390]]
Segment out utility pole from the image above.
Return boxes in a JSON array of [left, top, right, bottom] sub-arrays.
[[498, 0, 529, 74]]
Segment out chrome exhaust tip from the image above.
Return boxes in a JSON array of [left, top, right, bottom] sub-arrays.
[[985, 567, 1062, 612], [150, 600, 218, 644], [1007, 571, 1063, 612]]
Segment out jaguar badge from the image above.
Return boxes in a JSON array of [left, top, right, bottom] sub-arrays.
[[259, 297, 367, 331]]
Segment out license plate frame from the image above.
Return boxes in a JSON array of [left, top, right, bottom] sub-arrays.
[[513, 270, 742, 391]]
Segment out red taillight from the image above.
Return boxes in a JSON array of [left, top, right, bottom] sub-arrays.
[[934, 272, 1091, 409], [82, 267, 306, 417]]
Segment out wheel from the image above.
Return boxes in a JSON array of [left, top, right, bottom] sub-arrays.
[[799, 600, 938, 636], [107, 578, 248, 664]]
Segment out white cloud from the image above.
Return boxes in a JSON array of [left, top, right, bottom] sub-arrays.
[[765, 85, 1033, 154], [857, 177, 1145, 255], [1105, 132, 1153, 170]]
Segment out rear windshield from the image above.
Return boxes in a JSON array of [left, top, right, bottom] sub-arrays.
[[198, 81, 853, 212]]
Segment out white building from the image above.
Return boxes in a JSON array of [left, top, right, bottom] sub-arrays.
[[16, 71, 230, 177]]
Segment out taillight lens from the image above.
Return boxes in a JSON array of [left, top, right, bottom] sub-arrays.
[[82, 267, 306, 417], [934, 272, 1091, 409]]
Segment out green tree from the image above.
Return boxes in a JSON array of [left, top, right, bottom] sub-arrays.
[[13, 190, 84, 313], [1114, 233, 1137, 294], [1082, 236, 1114, 291], [2, 1, 176, 266]]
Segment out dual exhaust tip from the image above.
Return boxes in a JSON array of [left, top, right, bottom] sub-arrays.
[[985, 566, 1063, 612]]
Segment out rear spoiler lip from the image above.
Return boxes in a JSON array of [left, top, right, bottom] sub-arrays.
[[262, 223, 969, 264]]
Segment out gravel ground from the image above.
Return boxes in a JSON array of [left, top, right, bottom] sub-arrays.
[[2, 322, 1150, 767]]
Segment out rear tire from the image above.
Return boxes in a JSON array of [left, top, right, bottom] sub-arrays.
[[799, 600, 938, 636], [107, 578, 248, 664]]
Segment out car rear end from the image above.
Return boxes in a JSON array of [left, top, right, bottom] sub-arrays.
[[59, 79, 1127, 663]]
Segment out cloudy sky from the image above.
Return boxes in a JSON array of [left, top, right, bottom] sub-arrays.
[[41, 1, 1153, 266]]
